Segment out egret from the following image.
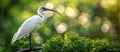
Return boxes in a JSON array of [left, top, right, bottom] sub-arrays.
[[11, 6, 61, 50]]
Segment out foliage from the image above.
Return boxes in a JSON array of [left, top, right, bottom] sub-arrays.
[[42, 35, 64, 52], [0, 46, 4, 52], [93, 40, 120, 52], [42, 32, 120, 52]]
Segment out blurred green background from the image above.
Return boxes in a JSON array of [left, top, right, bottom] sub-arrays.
[[0, 0, 120, 52]]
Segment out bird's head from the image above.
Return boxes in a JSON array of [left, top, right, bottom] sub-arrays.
[[39, 6, 46, 11], [38, 6, 62, 16]]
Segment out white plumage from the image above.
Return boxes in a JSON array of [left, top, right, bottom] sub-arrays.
[[11, 15, 43, 44], [11, 6, 60, 44]]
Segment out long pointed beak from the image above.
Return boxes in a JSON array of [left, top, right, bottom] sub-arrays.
[[43, 7, 62, 17]]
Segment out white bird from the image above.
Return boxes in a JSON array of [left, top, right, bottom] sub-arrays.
[[11, 6, 61, 47]]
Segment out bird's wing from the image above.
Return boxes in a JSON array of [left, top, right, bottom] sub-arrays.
[[11, 15, 42, 44]]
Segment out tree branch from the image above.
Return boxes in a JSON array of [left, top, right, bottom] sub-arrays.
[[17, 46, 43, 52]]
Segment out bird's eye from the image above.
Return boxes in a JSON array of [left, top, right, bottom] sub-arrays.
[[39, 7, 45, 11], [41, 7, 46, 11]]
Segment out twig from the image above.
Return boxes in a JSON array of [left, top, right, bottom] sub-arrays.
[[17, 46, 43, 52]]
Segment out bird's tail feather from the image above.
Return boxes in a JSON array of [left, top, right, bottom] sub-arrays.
[[11, 31, 27, 44], [11, 32, 18, 44]]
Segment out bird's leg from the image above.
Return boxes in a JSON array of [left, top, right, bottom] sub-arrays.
[[29, 33, 32, 51]]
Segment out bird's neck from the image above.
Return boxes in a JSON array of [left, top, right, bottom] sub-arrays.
[[38, 11, 47, 22]]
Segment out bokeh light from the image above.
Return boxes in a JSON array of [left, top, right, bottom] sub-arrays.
[[78, 12, 90, 28], [94, 16, 101, 25], [65, 7, 76, 18], [56, 5, 65, 13], [45, 2, 54, 17], [100, 0, 117, 8], [110, 28, 117, 36], [101, 19, 111, 33], [56, 23, 68, 33], [45, 2, 54, 9], [33, 32, 43, 44]]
